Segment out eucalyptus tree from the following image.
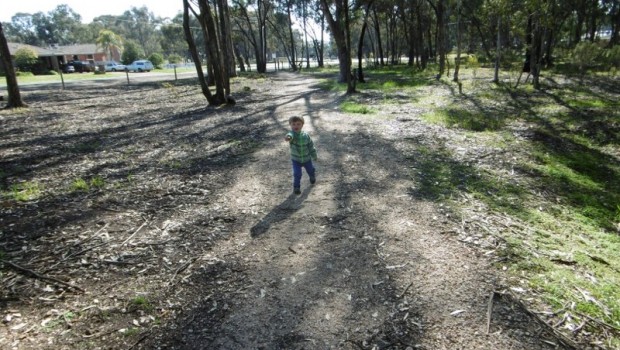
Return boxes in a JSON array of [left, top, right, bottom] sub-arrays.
[[30, 5, 85, 45], [232, 0, 272, 73], [320, 0, 356, 93], [118, 7, 162, 56], [0, 22, 26, 108], [183, 0, 234, 105], [268, 11, 298, 69], [161, 15, 190, 58], [3, 13, 39, 45]]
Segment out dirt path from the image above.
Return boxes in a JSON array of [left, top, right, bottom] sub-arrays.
[[132, 73, 566, 350]]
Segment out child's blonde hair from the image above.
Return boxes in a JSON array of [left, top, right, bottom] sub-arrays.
[[288, 116, 305, 125]]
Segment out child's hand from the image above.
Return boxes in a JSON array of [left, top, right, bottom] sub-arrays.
[[284, 135, 292, 142]]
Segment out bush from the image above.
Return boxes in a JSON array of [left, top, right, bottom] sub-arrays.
[[121, 40, 143, 65], [167, 53, 183, 64], [570, 41, 602, 71], [602, 45, 620, 70], [148, 53, 164, 68], [14, 47, 39, 72]]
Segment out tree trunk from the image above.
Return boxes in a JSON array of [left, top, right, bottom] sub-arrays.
[[319, 14, 325, 67], [234, 44, 246, 72], [320, 0, 354, 93], [217, 0, 236, 79], [286, 1, 297, 71], [574, 0, 586, 45], [436, 0, 446, 77], [183, 0, 230, 105], [453, 0, 462, 82], [608, 1, 620, 47], [372, 9, 385, 66], [417, 5, 428, 69], [531, 14, 543, 90], [303, 1, 310, 68], [0, 22, 26, 108], [358, 2, 373, 83], [493, 16, 500, 84], [183, 0, 215, 104]]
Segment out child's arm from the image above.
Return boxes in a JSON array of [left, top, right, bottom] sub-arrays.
[[284, 131, 293, 142]]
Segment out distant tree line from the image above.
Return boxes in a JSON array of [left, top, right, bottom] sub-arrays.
[[2, 0, 619, 107]]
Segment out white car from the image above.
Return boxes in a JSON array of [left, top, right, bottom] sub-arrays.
[[104, 62, 126, 72], [126, 60, 154, 72]]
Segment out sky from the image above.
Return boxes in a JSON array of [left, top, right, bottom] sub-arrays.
[[1, 0, 185, 23]]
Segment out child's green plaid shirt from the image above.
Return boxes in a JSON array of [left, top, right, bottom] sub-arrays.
[[287, 130, 317, 163]]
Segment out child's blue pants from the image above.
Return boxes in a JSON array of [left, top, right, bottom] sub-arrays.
[[292, 160, 315, 189]]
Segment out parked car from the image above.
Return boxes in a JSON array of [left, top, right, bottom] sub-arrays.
[[62, 64, 75, 73], [126, 60, 154, 72], [104, 62, 126, 72], [67, 60, 93, 73]]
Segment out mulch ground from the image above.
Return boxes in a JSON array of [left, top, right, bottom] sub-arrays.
[[0, 73, 582, 349]]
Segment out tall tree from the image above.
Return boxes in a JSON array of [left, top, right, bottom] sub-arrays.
[[3, 13, 39, 45], [184, 0, 233, 105], [320, 0, 356, 93], [357, 1, 374, 82], [96, 30, 123, 62], [0, 22, 26, 108], [232, 0, 271, 73], [119, 7, 162, 56]]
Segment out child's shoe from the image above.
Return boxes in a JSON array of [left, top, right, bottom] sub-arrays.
[[310, 176, 316, 185], [294, 188, 301, 195]]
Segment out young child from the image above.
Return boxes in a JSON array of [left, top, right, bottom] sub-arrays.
[[284, 116, 317, 194]]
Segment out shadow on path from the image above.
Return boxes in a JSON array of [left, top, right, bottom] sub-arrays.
[[250, 186, 313, 237]]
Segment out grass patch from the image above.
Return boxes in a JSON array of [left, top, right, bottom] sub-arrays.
[[71, 178, 89, 192], [6, 181, 42, 201], [313, 78, 347, 92], [69, 176, 105, 192], [130, 295, 152, 311], [421, 108, 504, 131], [90, 176, 105, 188], [340, 101, 375, 114]]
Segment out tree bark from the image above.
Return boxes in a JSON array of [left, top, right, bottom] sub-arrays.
[[217, 0, 237, 79], [183, 0, 215, 103], [286, 0, 298, 71], [320, 0, 355, 93], [372, 9, 385, 66], [493, 16, 500, 84], [358, 1, 374, 83], [454, 0, 462, 82], [183, 0, 230, 105], [0, 22, 26, 108]]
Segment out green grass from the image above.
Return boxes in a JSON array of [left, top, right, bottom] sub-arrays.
[[71, 178, 89, 192], [90, 176, 105, 188], [421, 108, 504, 131], [340, 101, 375, 114], [130, 295, 152, 311], [5, 181, 42, 201], [70, 176, 106, 192], [380, 65, 620, 340]]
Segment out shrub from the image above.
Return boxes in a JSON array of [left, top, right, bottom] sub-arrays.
[[148, 53, 164, 68], [570, 41, 602, 72], [14, 47, 39, 72], [121, 40, 143, 65], [167, 53, 183, 64], [602, 45, 620, 70]]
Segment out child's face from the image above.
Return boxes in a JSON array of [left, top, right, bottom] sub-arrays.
[[290, 121, 304, 132]]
